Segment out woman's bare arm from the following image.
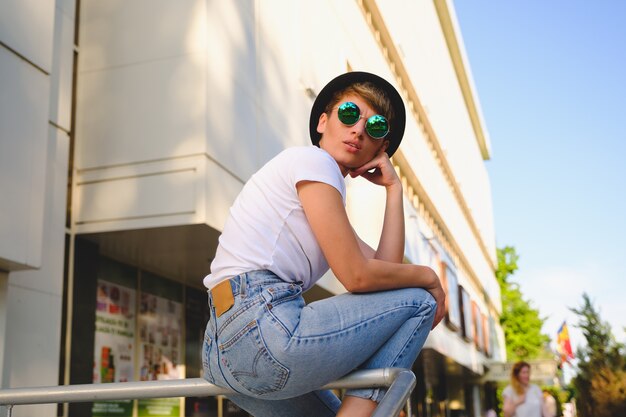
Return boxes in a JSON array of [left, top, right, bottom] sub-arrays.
[[349, 151, 405, 262], [297, 180, 445, 328], [502, 393, 525, 417]]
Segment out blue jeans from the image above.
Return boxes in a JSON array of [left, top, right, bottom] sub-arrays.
[[202, 270, 436, 417]]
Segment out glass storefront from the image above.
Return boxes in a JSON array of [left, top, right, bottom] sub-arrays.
[[69, 236, 493, 417], [70, 237, 215, 417]]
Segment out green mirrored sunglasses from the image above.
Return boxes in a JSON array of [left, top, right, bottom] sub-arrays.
[[336, 101, 389, 139]]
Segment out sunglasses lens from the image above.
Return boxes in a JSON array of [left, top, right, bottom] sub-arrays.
[[337, 102, 360, 126], [366, 115, 389, 139]]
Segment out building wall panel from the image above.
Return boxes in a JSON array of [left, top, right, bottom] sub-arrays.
[[0, 0, 55, 72], [48, 7, 75, 132], [78, 0, 207, 72], [0, 48, 50, 270], [76, 165, 197, 226], [76, 54, 206, 168]]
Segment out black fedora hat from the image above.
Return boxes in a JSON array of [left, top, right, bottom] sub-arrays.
[[309, 71, 406, 157]]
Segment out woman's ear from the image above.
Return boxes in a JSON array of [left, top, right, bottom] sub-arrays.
[[316, 112, 328, 134], [380, 139, 390, 154]]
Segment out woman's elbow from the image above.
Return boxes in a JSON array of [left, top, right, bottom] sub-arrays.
[[338, 273, 364, 293], [336, 266, 370, 293]]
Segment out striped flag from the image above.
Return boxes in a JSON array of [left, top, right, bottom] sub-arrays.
[[557, 321, 575, 364]]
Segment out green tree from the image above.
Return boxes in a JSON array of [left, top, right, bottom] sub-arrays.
[[496, 246, 550, 361], [570, 293, 626, 417], [492, 247, 554, 416]]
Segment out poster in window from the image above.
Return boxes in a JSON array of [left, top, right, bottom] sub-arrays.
[[92, 280, 136, 417], [137, 292, 183, 416], [483, 314, 491, 356], [473, 302, 484, 352]]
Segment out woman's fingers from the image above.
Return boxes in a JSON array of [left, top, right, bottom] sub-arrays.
[[427, 281, 446, 329], [350, 153, 399, 187]]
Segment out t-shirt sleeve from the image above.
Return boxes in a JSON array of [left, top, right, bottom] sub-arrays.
[[502, 386, 513, 400], [289, 148, 346, 204]]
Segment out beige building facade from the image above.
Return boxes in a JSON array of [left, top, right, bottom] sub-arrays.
[[0, 1, 504, 416]]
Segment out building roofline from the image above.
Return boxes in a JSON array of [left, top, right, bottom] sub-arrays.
[[358, 0, 497, 274], [433, 0, 492, 160]]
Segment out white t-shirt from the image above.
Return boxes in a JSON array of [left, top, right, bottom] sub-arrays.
[[502, 384, 544, 417], [204, 146, 346, 291]]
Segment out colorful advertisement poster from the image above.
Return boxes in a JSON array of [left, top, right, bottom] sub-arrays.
[[138, 398, 180, 417], [137, 292, 183, 416], [92, 280, 136, 417]]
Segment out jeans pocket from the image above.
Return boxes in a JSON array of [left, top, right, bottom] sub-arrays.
[[265, 286, 304, 338], [265, 282, 302, 306], [220, 319, 289, 396]]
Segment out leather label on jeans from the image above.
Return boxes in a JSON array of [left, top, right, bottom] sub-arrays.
[[212, 280, 235, 317]]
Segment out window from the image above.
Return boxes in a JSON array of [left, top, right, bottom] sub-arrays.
[[443, 262, 461, 331], [483, 314, 491, 357], [459, 286, 473, 341], [488, 315, 498, 359], [422, 235, 439, 271], [473, 302, 484, 352], [403, 200, 421, 264]]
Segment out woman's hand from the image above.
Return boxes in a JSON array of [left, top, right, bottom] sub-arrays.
[[349, 148, 400, 188], [503, 392, 526, 417], [424, 269, 446, 329]]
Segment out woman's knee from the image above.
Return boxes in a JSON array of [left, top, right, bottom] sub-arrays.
[[396, 287, 436, 305], [393, 287, 437, 322]]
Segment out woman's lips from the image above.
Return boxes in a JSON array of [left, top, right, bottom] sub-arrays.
[[343, 141, 360, 152]]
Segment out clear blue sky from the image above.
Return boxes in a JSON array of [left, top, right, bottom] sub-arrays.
[[453, 0, 626, 362]]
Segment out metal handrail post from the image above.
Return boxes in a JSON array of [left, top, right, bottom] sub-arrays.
[[372, 370, 416, 417], [0, 378, 229, 404], [0, 368, 415, 417]]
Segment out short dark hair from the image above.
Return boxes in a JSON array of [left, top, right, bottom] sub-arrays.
[[323, 82, 394, 125]]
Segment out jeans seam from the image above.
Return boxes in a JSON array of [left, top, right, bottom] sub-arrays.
[[219, 319, 290, 395], [388, 308, 431, 367], [266, 305, 294, 338], [270, 291, 302, 307], [289, 303, 428, 345], [217, 297, 263, 338]]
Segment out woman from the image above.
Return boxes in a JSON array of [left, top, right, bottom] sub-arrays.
[[202, 71, 446, 417], [502, 361, 549, 417]]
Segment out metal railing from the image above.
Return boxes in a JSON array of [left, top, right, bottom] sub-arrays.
[[0, 368, 415, 417]]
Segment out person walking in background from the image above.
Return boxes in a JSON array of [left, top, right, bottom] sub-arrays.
[[502, 361, 550, 417], [201, 71, 446, 417]]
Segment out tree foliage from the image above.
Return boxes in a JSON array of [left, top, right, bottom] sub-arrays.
[[496, 246, 550, 361], [570, 293, 626, 417]]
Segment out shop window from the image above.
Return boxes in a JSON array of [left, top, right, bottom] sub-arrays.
[[137, 272, 184, 416], [138, 271, 184, 380], [92, 258, 138, 417], [90, 257, 212, 417], [459, 286, 473, 341]]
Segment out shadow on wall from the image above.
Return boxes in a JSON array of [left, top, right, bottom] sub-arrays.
[[76, 0, 302, 220], [205, 0, 304, 181]]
